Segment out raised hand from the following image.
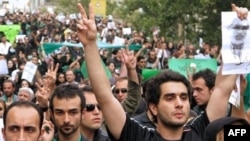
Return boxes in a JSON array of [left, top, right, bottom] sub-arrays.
[[45, 62, 59, 86], [76, 3, 97, 46], [121, 48, 136, 70], [35, 82, 50, 108], [232, 3, 248, 20], [39, 120, 55, 141]]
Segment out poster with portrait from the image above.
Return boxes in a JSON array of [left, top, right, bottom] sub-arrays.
[[221, 12, 250, 75]]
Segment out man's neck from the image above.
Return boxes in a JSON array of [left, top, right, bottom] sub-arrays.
[[157, 122, 183, 140], [6, 95, 13, 101], [146, 110, 157, 127], [81, 127, 96, 141], [58, 128, 81, 141]]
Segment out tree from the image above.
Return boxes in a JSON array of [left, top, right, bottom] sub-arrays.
[[51, 0, 90, 14], [50, 0, 250, 46]]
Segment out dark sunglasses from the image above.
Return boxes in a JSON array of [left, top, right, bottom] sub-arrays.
[[85, 104, 101, 112], [114, 88, 128, 94]]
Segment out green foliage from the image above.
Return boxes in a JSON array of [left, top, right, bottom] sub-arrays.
[[50, 0, 250, 46], [51, 0, 90, 14], [110, 0, 250, 46]]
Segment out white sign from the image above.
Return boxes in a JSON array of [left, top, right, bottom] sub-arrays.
[[221, 12, 250, 74], [113, 36, 125, 45], [228, 75, 240, 108], [0, 59, 8, 75], [122, 28, 132, 35], [21, 62, 37, 83]]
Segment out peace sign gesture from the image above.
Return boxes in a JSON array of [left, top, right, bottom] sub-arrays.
[[76, 3, 97, 47], [45, 62, 59, 86]]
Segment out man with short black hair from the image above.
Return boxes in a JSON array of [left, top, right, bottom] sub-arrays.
[[191, 69, 216, 115], [76, 3, 246, 141], [49, 83, 86, 141], [1, 80, 18, 107]]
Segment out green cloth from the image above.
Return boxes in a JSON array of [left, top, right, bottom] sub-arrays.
[[142, 69, 162, 82], [244, 73, 250, 111], [168, 59, 218, 78], [80, 60, 112, 79], [0, 25, 20, 43]]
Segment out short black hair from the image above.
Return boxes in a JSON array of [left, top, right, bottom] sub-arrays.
[[192, 68, 216, 90], [145, 69, 192, 105], [3, 101, 44, 129], [49, 83, 86, 112]]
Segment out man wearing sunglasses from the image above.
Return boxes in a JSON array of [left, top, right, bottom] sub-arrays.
[[113, 77, 129, 103], [76, 2, 246, 141], [81, 86, 110, 141], [112, 49, 144, 117]]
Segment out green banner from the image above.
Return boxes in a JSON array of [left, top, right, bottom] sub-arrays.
[[80, 60, 112, 80], [0, 25, 20, 43], [168, 59, 218, 78], [142, 69, 162, 82], [244, 73, 250, 111]]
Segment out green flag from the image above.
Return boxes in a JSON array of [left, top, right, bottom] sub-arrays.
[[80, 60, 112, 79], [244, 73, 250, 111], [0, 25, 20, 43], [168, 59, 218, 78], [142, 69, 162, 82]]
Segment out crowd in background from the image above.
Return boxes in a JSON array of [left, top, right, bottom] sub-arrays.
[[0, 5, 248, 141]]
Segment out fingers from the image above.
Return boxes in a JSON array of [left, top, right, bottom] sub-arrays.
[[54, 63, 59, 72], [231, 4, 237, 11], [88, 3, 95, 21], [232, 3, 248, 20], [42, 120, 54, 134], [77, 3, 87, 19], [35, 82, 43, 91], [49, 61, 54, 72]]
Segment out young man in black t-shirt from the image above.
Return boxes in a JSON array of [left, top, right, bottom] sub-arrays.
[[77, 3, 247, 141]]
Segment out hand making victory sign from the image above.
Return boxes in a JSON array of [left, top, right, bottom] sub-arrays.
[[232, 3, 248, 20], [76, 3, 97, 47]]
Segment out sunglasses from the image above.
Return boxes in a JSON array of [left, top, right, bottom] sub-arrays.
[[85, 104, 101, 112], [114, 88, 128, 94]]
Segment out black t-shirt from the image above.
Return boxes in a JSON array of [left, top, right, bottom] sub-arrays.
[[108, 112, 209, 141]]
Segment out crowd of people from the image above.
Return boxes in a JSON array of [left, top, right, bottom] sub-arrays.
[[0, 2, 249, 141]]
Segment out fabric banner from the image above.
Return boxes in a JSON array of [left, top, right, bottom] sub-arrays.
[[244, 73, 250, 111], [168, 59, 218, 78], [142, 69, 162, 82], [42, 41, 141, 55], [80, 60, 112, 80], [0, 25, 20, 43]]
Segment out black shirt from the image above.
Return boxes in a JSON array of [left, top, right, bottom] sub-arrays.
[[132, 111, 156, 129], [108, 112, 209, 141]]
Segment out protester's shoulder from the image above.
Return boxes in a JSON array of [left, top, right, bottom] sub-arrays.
[[186, 111, 209, 126]]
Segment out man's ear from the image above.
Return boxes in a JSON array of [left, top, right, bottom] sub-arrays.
[[148, 103, 158, 116], [2, 128, 6, 140]]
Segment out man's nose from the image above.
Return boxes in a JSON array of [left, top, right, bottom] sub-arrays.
[[17, 129, 26, 141]]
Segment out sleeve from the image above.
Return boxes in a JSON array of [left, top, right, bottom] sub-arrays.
[[121, 80, 141, 116], [187, 111, 210, 139], [107, 115, 155, 141]]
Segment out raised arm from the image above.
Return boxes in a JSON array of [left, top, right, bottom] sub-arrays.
[[76, 3, 126, 140], [206, 65, 237, 122], [206, 3, 248, 123]]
